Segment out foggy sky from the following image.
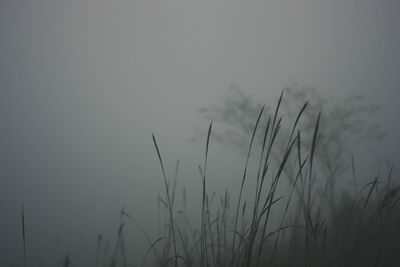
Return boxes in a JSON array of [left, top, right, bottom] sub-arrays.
[[1, 0, 399, 265]]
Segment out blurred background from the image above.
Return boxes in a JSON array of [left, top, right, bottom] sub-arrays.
[[1, 0, 399, 265]]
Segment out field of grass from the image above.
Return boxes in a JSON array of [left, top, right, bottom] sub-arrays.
[[19, 95, 399, 267]]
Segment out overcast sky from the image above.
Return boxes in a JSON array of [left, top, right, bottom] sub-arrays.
[[1, 0, 399, 265]]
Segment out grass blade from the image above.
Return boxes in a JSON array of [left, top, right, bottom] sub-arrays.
[[22, 205, 27, 267], [152, 134, 178, 267], [232, 104, 265, 265], [201, 121, 213, 267]]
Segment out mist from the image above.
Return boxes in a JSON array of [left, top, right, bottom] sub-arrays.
[[1, 0, 399, 266]]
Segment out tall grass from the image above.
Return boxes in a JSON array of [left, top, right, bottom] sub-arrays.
[[19, 93, 399, 267], [143, 93, 399, 267], [152, 134, 178, 267], [22, 205, 27, 267]]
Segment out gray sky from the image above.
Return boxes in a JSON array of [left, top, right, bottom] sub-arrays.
[[1, 0, 399, 265]]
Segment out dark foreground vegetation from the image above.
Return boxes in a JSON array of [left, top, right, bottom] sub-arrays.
[[20, 91, 399, 267]]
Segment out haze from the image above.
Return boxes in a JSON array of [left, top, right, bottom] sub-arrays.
[[1, 0, 399, 265]]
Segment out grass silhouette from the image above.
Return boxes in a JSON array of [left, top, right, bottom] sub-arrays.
[[19, 93, 399, 267]]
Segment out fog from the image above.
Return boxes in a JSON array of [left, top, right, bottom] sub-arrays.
[[1, 0, 399, 266]]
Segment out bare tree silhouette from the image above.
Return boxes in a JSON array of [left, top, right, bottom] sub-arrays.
[[198, 83, 387, 210]]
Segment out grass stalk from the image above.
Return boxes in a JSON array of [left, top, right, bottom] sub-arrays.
[[231, 104, 265, 265], [152, 134, 178, 267], [22, 205, 27, 267]]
